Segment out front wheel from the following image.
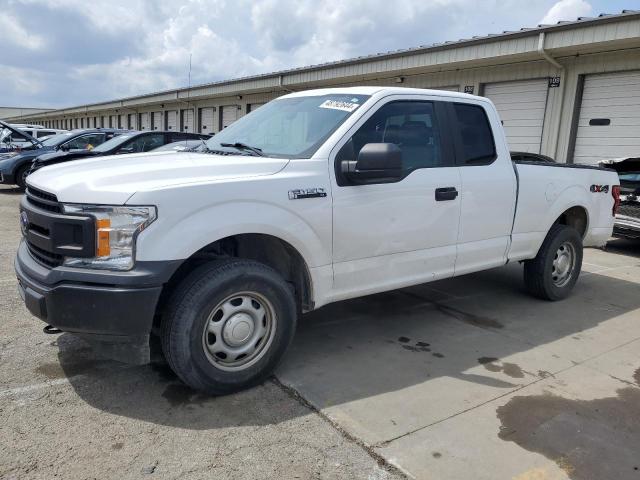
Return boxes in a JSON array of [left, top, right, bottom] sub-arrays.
[[15, 164, 31, 190], [523, 224, 583, 301], [161, 259, 297, 395]]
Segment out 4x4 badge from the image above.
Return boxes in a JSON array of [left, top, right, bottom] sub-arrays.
[[288, 188, 327, 200]]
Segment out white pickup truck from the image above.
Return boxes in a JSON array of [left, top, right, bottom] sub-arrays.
[[16, 87, 620, 394]]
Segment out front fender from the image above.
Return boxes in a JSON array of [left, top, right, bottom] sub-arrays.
[[134, 199, 331, 269]]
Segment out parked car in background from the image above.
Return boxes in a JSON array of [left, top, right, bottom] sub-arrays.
[[152, 139, 207, 152], [0, 121, 43, 154], [600, 157, 640, 239], [510, 151, 556, 163], [29, 131, 211, 174], [11, 124, 68, 141], [0, 128, 129, 189]]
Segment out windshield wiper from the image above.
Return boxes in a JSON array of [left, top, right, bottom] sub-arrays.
[[220, 142, 265, 157]]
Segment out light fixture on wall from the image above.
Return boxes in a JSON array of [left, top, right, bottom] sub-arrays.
[[395, 77, 404, 83], [236, 95, 242, 100]]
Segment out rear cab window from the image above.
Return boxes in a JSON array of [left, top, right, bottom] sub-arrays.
[[451, 103, 496, 166]]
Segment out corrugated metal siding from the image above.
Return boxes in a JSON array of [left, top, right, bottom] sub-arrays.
[[573, 70, 640, 164], [484, 79, 549, 153]]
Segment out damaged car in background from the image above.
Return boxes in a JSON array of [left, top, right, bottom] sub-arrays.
[[600, 157, 640, 239]]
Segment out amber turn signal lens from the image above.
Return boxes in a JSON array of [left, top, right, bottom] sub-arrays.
[[96, 218, 111, 257]]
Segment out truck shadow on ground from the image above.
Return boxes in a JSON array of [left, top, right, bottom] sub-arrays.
[[55, 251, 640, 433]]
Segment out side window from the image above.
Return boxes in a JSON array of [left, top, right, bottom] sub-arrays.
[[451, 103, 496, 166], [342, 101, 445, 174], [64, 134, 105, 150], [119, 133, 164, 153]]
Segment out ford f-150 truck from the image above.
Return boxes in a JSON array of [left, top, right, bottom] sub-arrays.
[[16, 87, 620, 394]]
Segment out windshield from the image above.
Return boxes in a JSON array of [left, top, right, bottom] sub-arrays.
[[92, 133, 135, 153], [204, 94, 370, 158], [41, 132, 76, 147]]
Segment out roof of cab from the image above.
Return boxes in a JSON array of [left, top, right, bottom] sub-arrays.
[[282, 86, 481, 101]]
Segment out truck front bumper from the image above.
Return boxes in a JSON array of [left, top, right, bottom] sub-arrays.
[[15, 240, 180, 364]]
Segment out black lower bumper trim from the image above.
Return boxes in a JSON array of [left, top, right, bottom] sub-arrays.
[[15, 240, 174, 365]]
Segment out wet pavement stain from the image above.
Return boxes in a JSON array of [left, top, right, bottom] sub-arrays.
[[398, 337, 411, 343], [432, 352, 445, 358], [436, 304, 504, 329], [478, 357, 525, 378], [497, 387, 640, 480], [111, 442, 124, 450]]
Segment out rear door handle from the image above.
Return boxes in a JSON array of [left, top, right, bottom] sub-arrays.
[[435, 187, 458, 201]]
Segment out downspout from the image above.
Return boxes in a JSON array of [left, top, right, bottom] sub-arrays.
[[538, 32, 566, 160], [279, 74, 295, 93]]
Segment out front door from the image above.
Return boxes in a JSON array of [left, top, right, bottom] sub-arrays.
[[331, 97, 461, 301]]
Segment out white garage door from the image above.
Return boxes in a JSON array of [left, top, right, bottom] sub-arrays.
[[119, 114, 127, 129], [139, 112, 150, 130], [182, 109, 194, 132], [128, 114, 137, 129], [167, 110, 178, 131], [483, 79, 549, 153], [200, 107, 215, 133], [110, 115, 118, 128], [248, 102, 266, 113], [573, 70, 640, 164], [153, 111, 163, 131], [221, 105, 239, 129]]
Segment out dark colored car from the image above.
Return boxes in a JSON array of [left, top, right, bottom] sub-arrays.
[[600, 157, 640, 239], [510, 151, 556, 163], [1, 127, 129, 189], [151, 139, 207, 152], [30, 131, 211, 175]]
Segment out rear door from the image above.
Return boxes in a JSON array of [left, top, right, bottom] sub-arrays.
[[331, 96, 461, 298], [448, 101, 517, 275]]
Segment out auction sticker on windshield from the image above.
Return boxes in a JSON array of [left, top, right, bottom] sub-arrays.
[[319, 99, 360, 112]]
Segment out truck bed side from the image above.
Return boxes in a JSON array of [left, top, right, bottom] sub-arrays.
[[508, 162, 618, 262]]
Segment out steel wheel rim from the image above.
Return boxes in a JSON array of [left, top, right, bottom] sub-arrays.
[[551, 241, 576, 287], [202, 291, 276, 371]]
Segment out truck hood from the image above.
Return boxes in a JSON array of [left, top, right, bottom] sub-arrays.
[[26, 151, 290, 204]]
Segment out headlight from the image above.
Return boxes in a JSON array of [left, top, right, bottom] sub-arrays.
[[61, 204, 157, 271]]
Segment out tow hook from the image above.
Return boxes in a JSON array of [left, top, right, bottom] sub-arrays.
[[43, 325, 63, 335]]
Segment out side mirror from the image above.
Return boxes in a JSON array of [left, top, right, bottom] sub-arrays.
[[341, 143, 403, 184]]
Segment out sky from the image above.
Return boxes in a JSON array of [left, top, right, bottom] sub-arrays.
[[0, 0, 637, 108]]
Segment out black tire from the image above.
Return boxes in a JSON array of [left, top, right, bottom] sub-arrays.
[[523, 224, 583, 301], [15, 163, 31, 190], [161, 259, 297, 395]]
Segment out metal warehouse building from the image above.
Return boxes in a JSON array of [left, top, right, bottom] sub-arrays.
[[8, 10, 640, 164]]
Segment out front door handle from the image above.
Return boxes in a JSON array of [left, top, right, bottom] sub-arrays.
[[435, 187, 458, 201]]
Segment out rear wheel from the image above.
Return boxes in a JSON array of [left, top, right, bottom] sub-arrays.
[[523, 224, 583, 301], [161, 259, 297, 395]]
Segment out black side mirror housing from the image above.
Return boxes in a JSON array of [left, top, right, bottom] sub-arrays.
[[341, 143, 403, 184]]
